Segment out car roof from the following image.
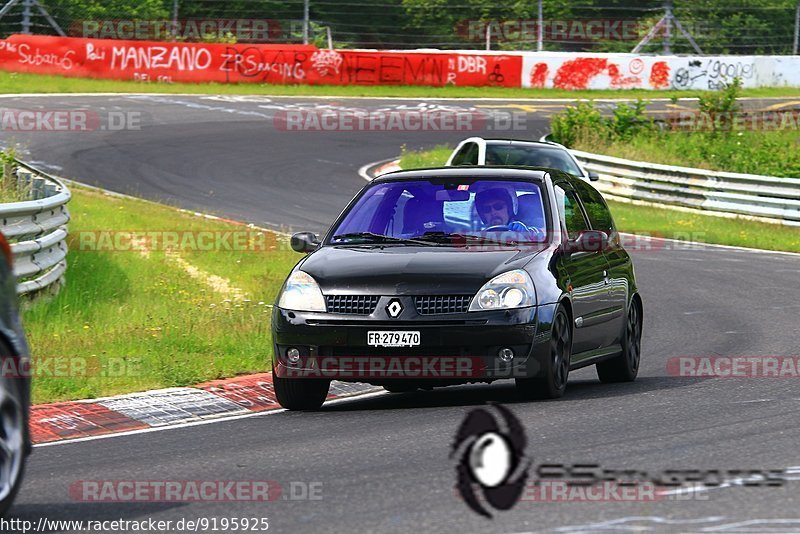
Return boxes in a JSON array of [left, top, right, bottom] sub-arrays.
[[373, 166, 550, 183], [481, 138, 568, 149], [456, 136, 565, 146]]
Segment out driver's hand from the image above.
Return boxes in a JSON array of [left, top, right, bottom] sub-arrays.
[[507, 221, 531, 232]]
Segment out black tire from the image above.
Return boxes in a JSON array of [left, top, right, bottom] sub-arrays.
[[0, 340, 26, 517], [597, 298, 642, 383], [516, 305, 571, 400], [273, 370, 330, 411]]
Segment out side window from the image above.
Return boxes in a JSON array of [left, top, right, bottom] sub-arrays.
[[462, 143, 479, 165], [451, 143, 478, 166], [555, 185, 590, 240], [485, 145, 507, 165], [451, 144, 469, 166], [573, 180, 615, 236]]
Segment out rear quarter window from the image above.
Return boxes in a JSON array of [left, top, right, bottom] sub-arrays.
[[572, 180, 615, 235]]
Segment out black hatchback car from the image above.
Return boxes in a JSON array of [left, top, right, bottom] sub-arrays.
[[272, 167, 642, 410]]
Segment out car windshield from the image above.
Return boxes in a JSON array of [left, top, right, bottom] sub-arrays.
[[485, 144, 583, 177], [330, 179, 548, 245]]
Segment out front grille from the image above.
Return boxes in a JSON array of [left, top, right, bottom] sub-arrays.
[[321, 346, 472, 357], [325, 295, 380, 315], [414, 295, 472, 315]]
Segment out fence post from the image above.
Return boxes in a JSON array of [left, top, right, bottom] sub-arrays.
[[537, 0, 543, 52], [303, 0, 309, 45], [21, 0, 30, 33], [171, 0, 179, 41], [794, 0, 799, 55]]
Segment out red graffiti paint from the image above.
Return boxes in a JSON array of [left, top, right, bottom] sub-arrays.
[[529, 62, 548, 87], [552, 58, 641, 90], [552, 58, 608, 90], [649, 61, 670, 89], [0, 34, 522, 88], [607, 63, 640, 88]]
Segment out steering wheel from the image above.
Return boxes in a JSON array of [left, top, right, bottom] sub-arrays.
[[483, 225, 510, 232], [528, 226, 547, 241]]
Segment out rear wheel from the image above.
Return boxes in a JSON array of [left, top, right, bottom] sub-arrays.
[[597, 299, 642, 383], [516, 306, 571, 400], [273, 370, 330, 411], [0, 340, 25, 517]]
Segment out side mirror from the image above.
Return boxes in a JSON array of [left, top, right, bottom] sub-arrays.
[[290, 232, 320, 253], [567, 230, 608, 254], [587, 171, 600, 182]]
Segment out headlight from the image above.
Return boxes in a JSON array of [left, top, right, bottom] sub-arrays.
[[469, 269, 535, 311], [278, 271, 326, 312]]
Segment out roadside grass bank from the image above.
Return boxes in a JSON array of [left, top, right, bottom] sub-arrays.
[[398, 147, 800, 253], [572, 129, 800, 178], [22, 185, 299, 404], [398, 145, 453, 169], [0, 149, 29, 203], [549, 82, 800, 178], [2, 71, 800, 100]]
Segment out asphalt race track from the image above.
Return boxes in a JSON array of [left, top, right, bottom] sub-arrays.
[[4, 95, 800, 532]]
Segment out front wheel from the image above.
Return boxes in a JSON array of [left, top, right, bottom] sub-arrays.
[[273, 370, 330, 411], [0, 342, 26, 517], [516, 306, 571, 400], [596, 299, 642, 383]]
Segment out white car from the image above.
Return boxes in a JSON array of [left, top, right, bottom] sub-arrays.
[[446, 137, 599, 182]]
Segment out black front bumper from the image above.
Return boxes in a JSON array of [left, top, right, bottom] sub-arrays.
[[271, 298, 558, 384]]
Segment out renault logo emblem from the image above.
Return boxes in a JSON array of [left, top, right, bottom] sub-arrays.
[[386, 299, 403, 318]]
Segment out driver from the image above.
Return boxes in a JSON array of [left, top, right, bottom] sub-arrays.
[[475, 188, 535, 232]]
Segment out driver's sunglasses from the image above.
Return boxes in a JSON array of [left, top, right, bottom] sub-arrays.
[[478, 201, 507, 213]]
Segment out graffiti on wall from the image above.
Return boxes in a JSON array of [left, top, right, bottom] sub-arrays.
[[0, 35, 522, 88], [1, 35, 799, 90], [671, 58, 756, 90], [523, 55, 671, 90]]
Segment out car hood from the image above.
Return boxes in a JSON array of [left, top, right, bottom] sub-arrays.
[[298, 245, 546, 294]]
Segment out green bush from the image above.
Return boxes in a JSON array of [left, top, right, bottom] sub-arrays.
[[550, 101, 604, 147], [697, 77, 743, 134], [550, 99, 653, 147], [548, 78, 798, 178]]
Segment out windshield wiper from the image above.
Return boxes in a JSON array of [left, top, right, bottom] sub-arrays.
[[418, 232, 522, 246], [331, 232, 440, 246]]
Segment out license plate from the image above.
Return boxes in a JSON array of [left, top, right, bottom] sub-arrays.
[[367, 331, 421, 347]]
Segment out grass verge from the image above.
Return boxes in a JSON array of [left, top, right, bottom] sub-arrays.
[[23, 185, 299, 404], [3, 71, 800, 100], [398, 146, 800, 253], [573, 130, 800, 178], [549, 95, 800, 178]]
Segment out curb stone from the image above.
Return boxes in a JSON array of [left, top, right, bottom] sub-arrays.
[[30, 375, 379, 444]]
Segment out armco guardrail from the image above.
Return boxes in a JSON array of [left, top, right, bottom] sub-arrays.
[[572, 150, 800, 226], [1, 161, 70, 295], [540, 135, 800, 226]]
